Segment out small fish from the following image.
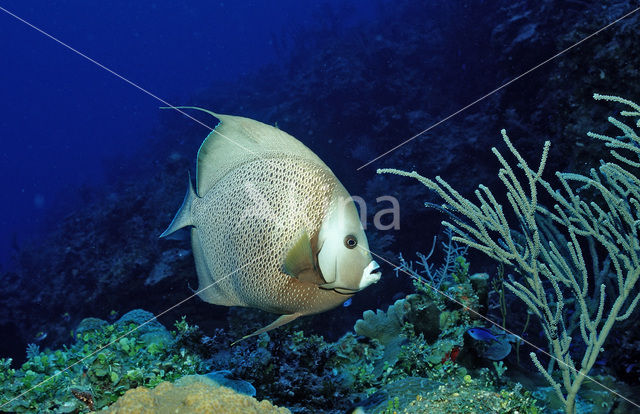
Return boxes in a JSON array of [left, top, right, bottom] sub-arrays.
[[467, 327, 516, 361], [70, 389, 95, 411], [161, 108, 382, 344], [34, 331, 47, 342], [108, 310, 119, 321], [343, 298, 353, 307], [467, 327, 503, 343]]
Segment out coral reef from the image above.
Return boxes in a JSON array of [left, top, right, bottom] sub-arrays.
[[367, 379, 538, 414], [98, 376, 289, 414], [379, 95, 640, 413], [0, 241, 547, 414], [0, 310, 204, 413]]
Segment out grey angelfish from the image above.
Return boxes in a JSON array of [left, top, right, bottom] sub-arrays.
[[161, 108, 381, 344]]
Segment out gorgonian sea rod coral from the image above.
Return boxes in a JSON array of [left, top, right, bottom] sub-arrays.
[[379, 94, 640, 414]]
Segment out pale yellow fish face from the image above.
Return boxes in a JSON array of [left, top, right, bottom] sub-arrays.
[[317, 195, 381, 294]]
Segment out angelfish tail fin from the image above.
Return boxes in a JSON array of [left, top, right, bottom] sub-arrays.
[[230, 313, 301, 346]]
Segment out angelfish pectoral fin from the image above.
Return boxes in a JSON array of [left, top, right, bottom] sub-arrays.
[[283, 230, 315, 277], [230, 313, 302, 346]]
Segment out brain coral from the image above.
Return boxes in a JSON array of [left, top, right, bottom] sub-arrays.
[[98, 377, 290, 414]]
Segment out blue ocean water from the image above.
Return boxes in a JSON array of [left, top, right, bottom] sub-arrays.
[[1, 1, 640, 413], [0, 0, 373, 269]]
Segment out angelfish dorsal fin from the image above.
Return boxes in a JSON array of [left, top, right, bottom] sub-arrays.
[[163, 106, 327, 197]]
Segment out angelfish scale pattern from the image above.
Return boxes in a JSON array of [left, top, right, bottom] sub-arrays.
[[191, 155, 337, 314]]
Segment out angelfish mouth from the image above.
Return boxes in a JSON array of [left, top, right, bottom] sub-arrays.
[[360, 260, 381, 289]]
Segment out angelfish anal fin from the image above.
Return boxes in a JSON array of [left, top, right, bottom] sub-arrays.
[[230, 313, 301, 346]]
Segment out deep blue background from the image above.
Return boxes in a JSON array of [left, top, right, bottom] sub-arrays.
[[0, 1, 374, 268]]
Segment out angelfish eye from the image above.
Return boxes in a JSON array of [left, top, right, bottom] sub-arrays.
[[344, 235, 358, 249]]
